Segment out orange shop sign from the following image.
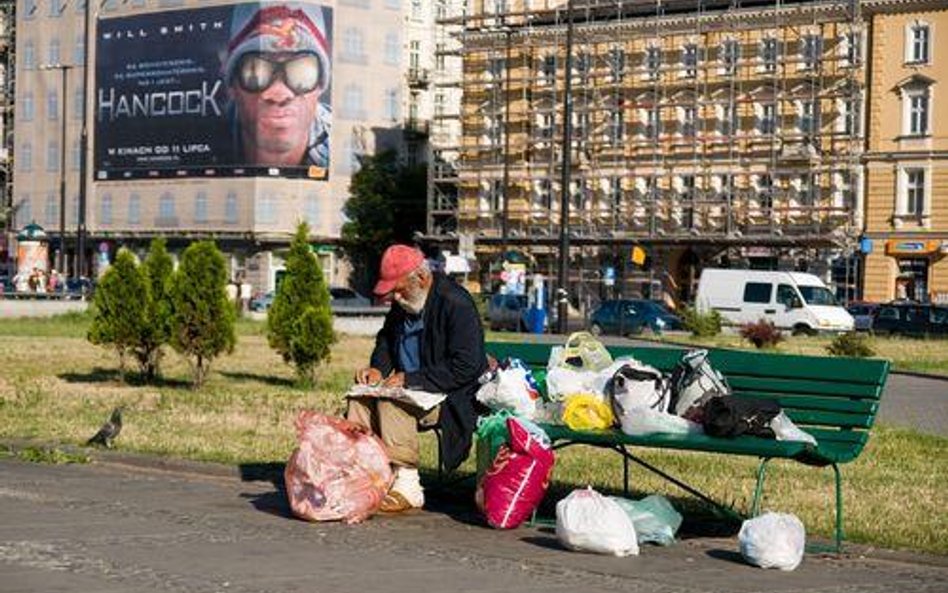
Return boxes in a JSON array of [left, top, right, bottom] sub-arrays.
[[885, 239, 943, 256]]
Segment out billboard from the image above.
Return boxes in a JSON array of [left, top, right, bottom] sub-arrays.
[[94, 2, 332, 181]]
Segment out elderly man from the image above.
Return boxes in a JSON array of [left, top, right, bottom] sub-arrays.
[[350, 245, 487, 512], [224, 3, 331, 169]]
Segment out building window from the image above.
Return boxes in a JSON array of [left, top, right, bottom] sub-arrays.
[[18, 196, 32, 226], [719, 103, 736, 135], [342, 85, 365, 120], [385, 88, 400, 120], [540, 55, 556, 85], [798, 100, 817, 135], [256, 194, 277, 224], [609, 110, 624, 145], [384, 32, 400, 66], [720, 39, 739, 75], [48, 38, 61, 64], [801, 34, 822, 70], [758, 103, 776, 134], [46, 140, 59, 172], [574, 52, 591, 84], [609, 177, 622, 208], [73, 88, 83, 120], [225, 192, 239, 225], [797, 175, 814, 204], [410, 40, 422, 72], [21, 92, 34, 121], [194, 191, 208, 223], [608, 47, 625, 82], [680, 175, 695, 200], [436, 0, 447, 19], [100, 194, 113, 225], [47, 90, 59, 120], [839, 98, 860, 136], [905, 169, 925, 218], [23, 40, 35, 69], [128, 193, 141, 225], [908, 92, 929, 136], [19, 143, 32, 171], [342, 28, 366, 63], [682, 44, 697, 78], [304, 194, 318, 226], [908, 22, 930, 64], [158, 193, 175, 223], [434, 92, 445, 118], [718, 175, 733, 200], [841, 31, 861, 67], [385, 0, 400, 9], [646, 108, 660, 139], [50, 0, 65, 17], [487, 55, 505, 80], [573, 111, 589, 140], [758, 174, 773, 209], [644, 46, 661, 80], [24, 0, 37, 20], [435, 44, 446, 71], [410, 0, 422, 20], [539, 113, 554, 139], [45, 192, 58, 227], [487, 115, 503, 146], [760, 37, 778, 72], [680, 106, 696, 137]]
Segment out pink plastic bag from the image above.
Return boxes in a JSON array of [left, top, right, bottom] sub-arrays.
[[476, 417, 554, 529], [284, 411, 394, 524]]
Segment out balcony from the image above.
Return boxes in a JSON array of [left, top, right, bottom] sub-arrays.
[[407, 68, 431, 89], [404, 117, 430, 138]]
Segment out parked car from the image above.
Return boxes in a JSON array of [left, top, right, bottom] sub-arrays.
[[249, 291, 275, 312], [487, 293, 528, 331], [62, 277, 95, 300], [845, 302, 880, 332], [589, 299, 683, 336], [329, 286, 371, 309], [872, 302, 948, 337], [695, 268, 854, 335]]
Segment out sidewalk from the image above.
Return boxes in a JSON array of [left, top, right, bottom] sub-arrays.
[[1, 454, 944, 593]]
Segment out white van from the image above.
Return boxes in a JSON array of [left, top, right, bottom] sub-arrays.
[[695, 268, 854, 334]]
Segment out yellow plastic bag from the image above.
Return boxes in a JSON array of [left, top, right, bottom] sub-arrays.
[[559, 331, 613, 372], [561, 393, 615, 431]]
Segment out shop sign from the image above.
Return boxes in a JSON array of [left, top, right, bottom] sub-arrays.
[[885, 239, 942, 256]]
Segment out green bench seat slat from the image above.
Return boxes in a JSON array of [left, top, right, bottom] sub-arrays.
[[782, 409, 874, 429], [727, 376, 882, 399], [731, 393, 879, 415]]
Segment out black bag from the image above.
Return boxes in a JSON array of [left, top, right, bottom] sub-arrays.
[[702, 396, 781, 439]]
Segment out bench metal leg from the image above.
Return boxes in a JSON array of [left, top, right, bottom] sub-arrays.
[[833, 462, 844, 553], [621, 444, 630, 496], [752, 457, 772, 516]]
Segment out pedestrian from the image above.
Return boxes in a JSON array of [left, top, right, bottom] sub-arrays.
[[350, 245, 487, 512], [223, 2, 332, 169]]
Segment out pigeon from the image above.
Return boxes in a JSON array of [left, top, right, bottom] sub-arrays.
[[87, 407, 123, 448]]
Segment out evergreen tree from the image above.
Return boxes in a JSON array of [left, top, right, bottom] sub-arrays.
[[88, 248, 150, 377], [341, 150, 427, 292], [267, 222, 335, 386], [169, 241, 236, 388], [139, 238, 174, 380]]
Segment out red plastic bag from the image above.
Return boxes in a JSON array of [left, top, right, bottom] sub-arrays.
[[284, 411, 394, 524], [475, 417, 554, 529]]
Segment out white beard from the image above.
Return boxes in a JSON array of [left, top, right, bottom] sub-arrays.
[[395, 292, 427, 315]]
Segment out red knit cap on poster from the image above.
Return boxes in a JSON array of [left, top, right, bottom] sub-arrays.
[[224, 2, 332, 96]]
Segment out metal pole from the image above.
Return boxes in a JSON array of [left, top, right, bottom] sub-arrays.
[[556, 0, 575, 334], [58, 66, 68, 276], [77, 0, 93, 280]]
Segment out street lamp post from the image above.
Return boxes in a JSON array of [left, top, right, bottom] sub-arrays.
[[556, 0, 575, 334], [39, 63, 73, 276]]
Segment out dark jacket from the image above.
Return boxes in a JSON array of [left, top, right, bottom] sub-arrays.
[[370, 272, 487, 470]]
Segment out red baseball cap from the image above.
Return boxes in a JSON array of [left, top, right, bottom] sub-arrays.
[[374, 245, 425, 295]]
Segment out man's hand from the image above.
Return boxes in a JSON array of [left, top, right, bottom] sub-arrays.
[[382, 372, 405, 388], [354, 367, 383, 385]]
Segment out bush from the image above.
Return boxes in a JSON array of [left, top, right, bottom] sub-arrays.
[[740, 318, 784, 349], [169, 241, 236, 388], [681, 306, 722, 338], [267, 222, 336, 386], [139, 238, 174, 380], [88, 249, 151, 376], [826, 332, 876, 358]]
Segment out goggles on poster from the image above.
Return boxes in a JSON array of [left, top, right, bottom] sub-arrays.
[[235, 52, 322, 96]]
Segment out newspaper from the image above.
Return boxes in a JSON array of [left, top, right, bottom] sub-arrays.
[[346, 384, 446, 412]]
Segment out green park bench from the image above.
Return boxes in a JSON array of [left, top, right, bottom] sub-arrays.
[[478, 340, 889, 551]]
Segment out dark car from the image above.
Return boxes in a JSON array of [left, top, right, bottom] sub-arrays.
[[846, 302, 880, 332], [329, 286, 371, 309], [62, 277, 95, 300], [872, 302, 948, 337], [487, 293, 528, 331], [589, 299, 683, 336]]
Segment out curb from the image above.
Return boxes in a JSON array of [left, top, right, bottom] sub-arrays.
[[3, 437, 946, 569]]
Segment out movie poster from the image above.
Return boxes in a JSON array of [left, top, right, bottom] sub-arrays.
[[94, 2, 332, 181]]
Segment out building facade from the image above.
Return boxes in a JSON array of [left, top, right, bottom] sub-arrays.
[[862, 1, 948, 304], [11, 0, 445, 292]]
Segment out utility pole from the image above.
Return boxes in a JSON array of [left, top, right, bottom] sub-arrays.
[[556, 0, 575, 334], [39, 64, 73, 276]]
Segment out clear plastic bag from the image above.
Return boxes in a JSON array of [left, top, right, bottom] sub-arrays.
[[611, 495, 683, 546], [739, 512, 806, 571], [770, 412, 817, 445], [619, 407, 703, 437], [556, 487, 639, 556]]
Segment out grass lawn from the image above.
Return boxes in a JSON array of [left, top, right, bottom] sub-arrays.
[[0, 313, 945, 555], [651, 331, 948, 376]]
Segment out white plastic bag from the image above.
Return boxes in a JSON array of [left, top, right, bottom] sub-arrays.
[[738, 512, 806, 571], [476, 367, 538, 419], [545, 366, 601, 400], [611, 495, 683, 546], [556, 487, 639, 556], [770, 412, 817, 446], [620, 407, 703, 437]]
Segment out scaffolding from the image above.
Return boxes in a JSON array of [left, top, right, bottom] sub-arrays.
[[439, 0, 867, 298], [0, 0, 14, 271]]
